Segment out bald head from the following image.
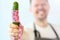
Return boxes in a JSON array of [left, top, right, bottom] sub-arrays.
[[29, 0, 50, 21], [30, 0, 48, 4]]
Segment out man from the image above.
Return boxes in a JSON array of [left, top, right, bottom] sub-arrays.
[[9, 0, 60, 40]]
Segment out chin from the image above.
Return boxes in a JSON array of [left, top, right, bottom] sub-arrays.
[[38, 17, 46, 20]]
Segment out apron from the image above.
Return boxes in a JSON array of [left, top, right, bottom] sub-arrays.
[[33, 23, 60, 40]]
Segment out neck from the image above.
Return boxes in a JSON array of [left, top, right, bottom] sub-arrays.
[[35, 19, 48, 28]]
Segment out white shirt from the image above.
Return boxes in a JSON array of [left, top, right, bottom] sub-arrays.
[[22, 23, 60, 40], [35, 24, 56, 38]]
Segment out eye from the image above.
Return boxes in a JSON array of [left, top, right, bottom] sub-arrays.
[[42, 3, 47, 6], [34, 4, 39, 7]]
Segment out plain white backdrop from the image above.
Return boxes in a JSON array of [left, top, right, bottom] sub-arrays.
[[0, 0, 60, 40]]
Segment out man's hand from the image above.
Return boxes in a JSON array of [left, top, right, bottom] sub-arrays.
[[9, 23, 19, 40]]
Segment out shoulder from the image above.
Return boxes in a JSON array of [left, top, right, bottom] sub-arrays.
[[50, 23, 60, 37], [51, 23, 60, 31]]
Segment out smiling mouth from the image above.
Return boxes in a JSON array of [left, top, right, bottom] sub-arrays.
[[37, 9, 45, 14], [37, 11, 46, 17], [38, 11, 44, 13]]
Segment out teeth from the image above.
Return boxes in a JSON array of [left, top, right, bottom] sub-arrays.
[[39, 11, 44, 13]]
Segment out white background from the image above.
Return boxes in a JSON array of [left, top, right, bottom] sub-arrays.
[[0, 0, 60, 40]]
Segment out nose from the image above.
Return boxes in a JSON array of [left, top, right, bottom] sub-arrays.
[[38, 4, 43, 10]]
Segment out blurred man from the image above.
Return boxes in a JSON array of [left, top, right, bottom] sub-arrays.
[[9, 0, 60, 40]]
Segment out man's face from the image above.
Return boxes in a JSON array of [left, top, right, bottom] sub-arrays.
[[30, 0, 50, 20]]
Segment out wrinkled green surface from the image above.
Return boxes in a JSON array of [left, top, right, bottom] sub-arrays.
[[13, 1, 18, 10]]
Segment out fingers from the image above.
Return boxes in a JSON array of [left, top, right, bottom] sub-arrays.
[[10, 23, 19, 29], [9, 23, 24, 39], [9, 23, 19, 38]]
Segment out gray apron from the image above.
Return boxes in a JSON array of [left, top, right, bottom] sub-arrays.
[[33, 23, 60, 40]]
